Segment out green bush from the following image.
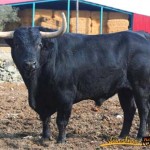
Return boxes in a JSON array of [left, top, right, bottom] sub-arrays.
[[0, 5, 20, 31]]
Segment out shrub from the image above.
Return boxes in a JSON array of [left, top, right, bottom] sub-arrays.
[[0, 5, 20, 31]]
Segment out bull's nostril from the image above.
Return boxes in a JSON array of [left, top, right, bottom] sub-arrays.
[[31, 62, 36, 69], [33, 61, 36, 66], [24, 61, 37, 71]]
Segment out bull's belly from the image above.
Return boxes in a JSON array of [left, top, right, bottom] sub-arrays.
[[75, 76, 130, 102], [76, 84, 118, 102], [75, 66, 130, 102]]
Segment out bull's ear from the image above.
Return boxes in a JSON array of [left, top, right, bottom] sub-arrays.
[[5, 39, 14, 48]]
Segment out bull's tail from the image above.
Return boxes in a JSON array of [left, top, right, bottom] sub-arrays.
[[147, 98, 150, 132]]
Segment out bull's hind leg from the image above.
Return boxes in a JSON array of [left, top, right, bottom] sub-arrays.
[[118, 88, 136, 138], [133, 85, 150, 138], [147, 110, 150, 133]]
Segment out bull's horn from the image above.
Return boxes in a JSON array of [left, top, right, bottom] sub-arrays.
[[0, 31, 14, 38], [40, 12, 67, 38]]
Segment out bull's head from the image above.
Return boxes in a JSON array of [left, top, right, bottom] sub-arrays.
[[0, 13, 67, 79]]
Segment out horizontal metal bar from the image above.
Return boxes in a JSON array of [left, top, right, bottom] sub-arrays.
[[10, 2, 33, 6], [35, 0, 62, 4], [103, 6, 133, 15], [8, 0, 63, 6]]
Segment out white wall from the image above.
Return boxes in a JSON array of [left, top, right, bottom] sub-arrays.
[[85, 0, 150, 16]]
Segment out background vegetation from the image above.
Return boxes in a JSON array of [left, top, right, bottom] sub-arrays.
[[0, 5, 20, 31]]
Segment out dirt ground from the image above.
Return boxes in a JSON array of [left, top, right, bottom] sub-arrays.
[[0, 82, 149, 150]]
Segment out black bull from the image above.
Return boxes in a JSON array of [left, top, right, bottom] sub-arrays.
[[2, 28, 150, 143]]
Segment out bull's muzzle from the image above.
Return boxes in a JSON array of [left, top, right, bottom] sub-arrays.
[[23, 60, 37, 72]]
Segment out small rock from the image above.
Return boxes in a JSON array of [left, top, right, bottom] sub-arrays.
[[7, 113, 19, 119], [116, 114, 123, 119], [6, 66, 15, 72], [23, 135, 33, 139]]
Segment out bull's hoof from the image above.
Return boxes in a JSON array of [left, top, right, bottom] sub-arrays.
[[41, 132, 52, 141], [42, 137, 52, 141], [147, 124, 150, 133], [40, 136, 53, 147], [57, 137, 66, 143], [136, 136, 143, 141], [137, 132, 145, 140], [57, 140, 66, 144], [118, 135, 129, 140], [118, 132, 129, 139], [39, 138, 49, 147]]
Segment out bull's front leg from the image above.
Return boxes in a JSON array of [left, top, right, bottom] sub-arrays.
[[41, 116, 51, 140], [56, 102, 72, 143], [39, 109, 56, 141]]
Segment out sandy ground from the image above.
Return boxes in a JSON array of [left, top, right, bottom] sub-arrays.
[[0, 82, 149, 150], [0, 47, 11, 59]]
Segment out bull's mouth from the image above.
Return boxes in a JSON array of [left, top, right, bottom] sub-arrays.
[[22, 61, 39, 78], [24, 68, 37, 78]]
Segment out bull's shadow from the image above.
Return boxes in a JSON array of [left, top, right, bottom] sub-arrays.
[[0, 130, 109, 142], [0, 132, 38, 139], [66, 131, 110, 141]]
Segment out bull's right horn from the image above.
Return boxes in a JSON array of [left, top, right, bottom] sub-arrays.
[[0, 31, 14, 38], [40, 12, 67, 38]]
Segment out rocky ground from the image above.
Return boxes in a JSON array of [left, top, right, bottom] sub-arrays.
[[0, 82, 149, 150], [0, 47, 22, 82]]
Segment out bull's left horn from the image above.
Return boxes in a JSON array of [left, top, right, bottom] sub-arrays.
[[0, 31, 14, 38], [40, 12, 67, 38]]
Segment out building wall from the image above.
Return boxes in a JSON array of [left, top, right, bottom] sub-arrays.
[[133, 14, 150, 33]]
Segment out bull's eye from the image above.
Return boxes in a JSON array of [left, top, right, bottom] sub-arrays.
[[37, 43, 43, 49]]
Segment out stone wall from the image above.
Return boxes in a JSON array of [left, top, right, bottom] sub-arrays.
[[0, 47, 22, 82]]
